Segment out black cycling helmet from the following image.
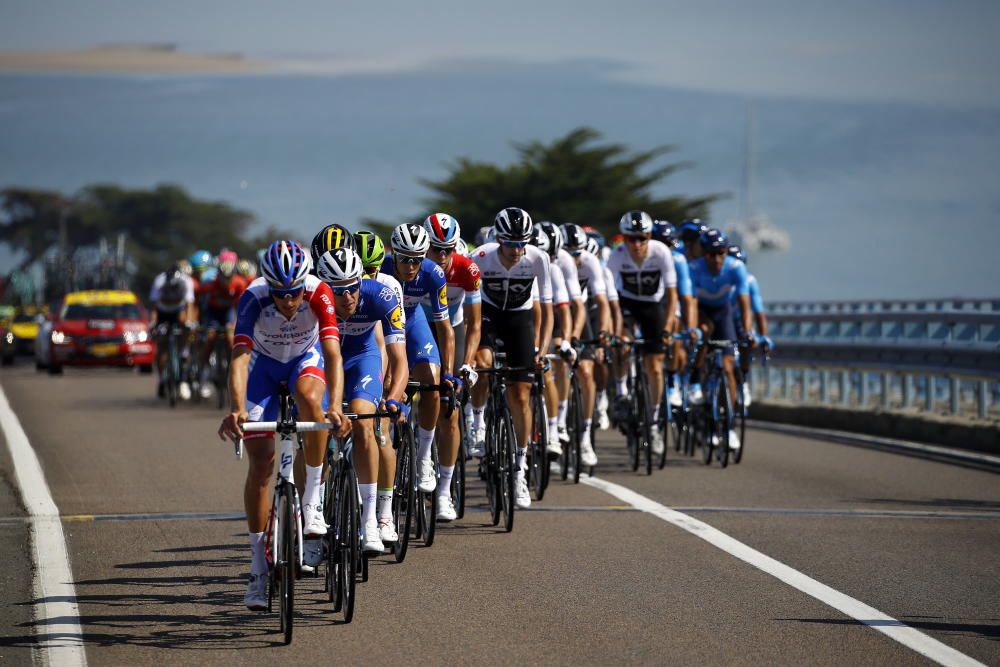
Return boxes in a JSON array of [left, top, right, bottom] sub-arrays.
[[537, 221, 563, 258], [700, 228, 729, 253], [311, 223, 356, 265], [679, 218, 707, 242], [560, 223, 588, 253], [494, 207, 533, 241]]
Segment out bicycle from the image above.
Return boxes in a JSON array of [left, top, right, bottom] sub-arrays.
[[237, 384, 336, 645], [698, 339, 738, 468], [156, 324, 186, 408], [611, 337, 655, 475], [407, 379, 458, 547], [659, 333, 700, 468], [730, 340, 769, 465], [527, 357, 551, 500]]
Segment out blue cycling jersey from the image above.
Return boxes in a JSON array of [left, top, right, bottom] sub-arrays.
[[337, 278, 406, 357], [381, 255, 449, 324], [689, 255, 749, 307], [729, 273, 765, 314], [671, 249, 693, 298]]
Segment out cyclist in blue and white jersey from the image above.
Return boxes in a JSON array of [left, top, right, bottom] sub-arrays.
[[218, 240, 349, 610], [688, 229, 754, 450], [560, 223, 611, 466], [727, 244, 772, 405], [470, 207, 553, 509], [606, 211, 677, 455], [382, 223, 459, 502], [653, 220, 700, 407], [317, 248, 409, 554]]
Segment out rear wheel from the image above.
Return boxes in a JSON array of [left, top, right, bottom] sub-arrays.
[[391, 425, 415, 563], [568, 378, 583, 484], [528, 389, 547, 500]]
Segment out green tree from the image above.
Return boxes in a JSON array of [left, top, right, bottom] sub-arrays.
[[365, 127, 720, 239]]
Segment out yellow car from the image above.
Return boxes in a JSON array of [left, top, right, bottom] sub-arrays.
[[9, 306, 47, 355]]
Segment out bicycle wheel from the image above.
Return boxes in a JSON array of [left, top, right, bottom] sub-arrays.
[[716, 381, 731, 469], [419, 441, 438, 547], [484, 406, 502, 527], [498, 408, 517, 533], [733, 384, 747, 465], [454, 420, 467, 519], [702, 389, 716, 466], [391, 424, 415, 563], [166, 335, 178, 408], [323, 471, 337, 604], [569, 377, 583, 484], [339, 465, 359, 622], [528, 389, 547, 500], [628, 387, 641, 472], [277, 483, 296, 644], [658, 391, 670, 470], [634, 373, 652, 476]]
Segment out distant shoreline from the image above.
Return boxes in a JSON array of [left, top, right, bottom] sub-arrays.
[[0, 45, 269, 74]]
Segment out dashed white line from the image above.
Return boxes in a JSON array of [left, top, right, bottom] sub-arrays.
[[582, 474, 985, 667], [0, 384, 87, 667]]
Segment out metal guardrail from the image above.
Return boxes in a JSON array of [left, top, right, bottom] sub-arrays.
[[751, 299, 1000, 421]]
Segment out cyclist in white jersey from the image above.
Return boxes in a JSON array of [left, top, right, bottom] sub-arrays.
[[592, 237, 623, 430], [469, 208, 553, 509], [607, 211, 678, 455], [149, 264, 197, 399]]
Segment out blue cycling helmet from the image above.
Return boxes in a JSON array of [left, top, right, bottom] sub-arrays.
[[728, 244, 747, 264], [679, 218, 707, 242], [423, 213, 461, 248], [261, 240, 312, 289], [652, 220, 676, 245], [189, 249, 213, 272], [700, 228, 729, 253]]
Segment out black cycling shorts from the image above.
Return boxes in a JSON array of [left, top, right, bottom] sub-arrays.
[[699, 301, 737, 357], [578, 307, 602, 361], [154, 309, 182, 332], [480, 304, 535, 382], [619, 297, 666, 353]]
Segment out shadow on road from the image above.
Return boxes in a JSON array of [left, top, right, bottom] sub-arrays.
[[851, 498, 1000, 512]]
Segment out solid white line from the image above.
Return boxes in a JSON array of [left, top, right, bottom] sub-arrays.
[[0, 385, 88, 667], [582, 474, 985, 667]]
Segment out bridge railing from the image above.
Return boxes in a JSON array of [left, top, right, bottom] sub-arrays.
[[750, 298, 1000, 421]]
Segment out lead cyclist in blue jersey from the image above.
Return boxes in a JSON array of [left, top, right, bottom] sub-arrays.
[[688, 229, 754, 451], [382, 223, 459, 502], [317, 247, 409, 554]]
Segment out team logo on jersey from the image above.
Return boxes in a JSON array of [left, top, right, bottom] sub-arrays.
[[378, 286, 395, 302], [360, 374, 373, 390], [473, 277, 481, 290], [438, 284, 448, 307], [424, 342, 433, 354], [389, 305, 404, 330]]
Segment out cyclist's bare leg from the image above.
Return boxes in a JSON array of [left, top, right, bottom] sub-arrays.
[[471, 348, 492, 409], [508, 380, 531, 459], [350, 398, 378, 484], [645, 351, 666, 417], [411, 362, 441, 430], [578, 359, 596, 422], [722, 354, 739, 409], [437, 407, 460, 468], [244, 438, 276, 532]]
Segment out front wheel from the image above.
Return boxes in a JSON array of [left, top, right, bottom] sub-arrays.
[[277, 485, 296, 644], [498, 408, 517, 533]]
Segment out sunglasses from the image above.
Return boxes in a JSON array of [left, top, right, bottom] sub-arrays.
[[270, 286, 304, 299], [625, 235, 648, 244], [500, 240, 528, 249], [429, 245, 456, 255], [396, 254, 424, 265], [330, 282, 361, 296]]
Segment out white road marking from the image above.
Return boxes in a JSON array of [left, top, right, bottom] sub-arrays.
[[0, 385, 88, 667], [583, 474, 985, 667]]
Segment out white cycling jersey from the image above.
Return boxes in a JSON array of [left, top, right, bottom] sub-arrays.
[[472, 242, 552, 311], [603, 266, 619, 303], [574, 251, 608, 301], [550, 261, 570, 307], [149, 272, 195, 313], [607, 239, 676, 302], [553, 249, 583, 302]]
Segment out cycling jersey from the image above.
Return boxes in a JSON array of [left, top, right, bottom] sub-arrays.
[[233, 276, 340, 363], [423, 253, 481, 327], [339, 278, 406, 404], [472, 243, 552, 311], [374, 272, 406, 324], [149, 272, 195, 314], [201, 274, 250, 310], [603, 266, 619, 303], [550, 262, 570, 307], [688, 256, 749, 307], [572, 252, 608, 302], [671, 249, 693, 298], [381, 256, 449, 323], [553, 249, 583, 302], [606, 240, 676, 302], [731, 273, 765, 314]]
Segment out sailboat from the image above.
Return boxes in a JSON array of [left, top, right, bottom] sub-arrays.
[[723, 104, 791, 253]]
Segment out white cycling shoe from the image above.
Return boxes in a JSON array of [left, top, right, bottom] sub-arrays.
[[651, 430, 665, 455], [178, 381, 192, 401], [378, 518, 399, 544], [688, 384, 705, 405], [362, 520, 385, 554], [742, 382, 752, 407], [557, 425, 570, 443], [245, 573, 268, 611], [580, 436, 598, 467], [514, 477, 531, 509], [668, 387, 683, 408], [199, 383, 212, 400], [418, 458, 437, 493], [547, 438, 563, 459], [729, 429, 741, 451], [436, 495, 457, 522], [596, 409, 610, 431], [302, 504, 327, 537]]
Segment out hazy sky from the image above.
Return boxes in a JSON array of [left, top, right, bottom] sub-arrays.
[[2, 0, 999, 107]]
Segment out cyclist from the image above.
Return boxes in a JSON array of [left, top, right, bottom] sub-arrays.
[[422, 213, 483, 521], [196, 250, 249, 398], [589, 236, 622, 430], [217, 240, 349, 611], [607, 210, 678, 455], [560, 223, 611, 466], [311, 223, 356, 265], [355, 230, 409, 543], [530, 223, 573, 459], [689, 229, 754, 451], [382, 223, 458, 500], [469, 207, 553, 509], [728, 244, 772, 405], [149, 263, 197, 399], [653, 221, 699, 408], [317, 247, 408, 554], [236, 258, 257, 280]]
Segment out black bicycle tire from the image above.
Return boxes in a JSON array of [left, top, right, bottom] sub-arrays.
[[392, 425, 415, 562], [485, 404, 502, 527], [702, 387, 716, 466], [454, 431, 466, 519], [734, 387, 747, 464], [323, 470, 337, 605], [529, 388, 545, 501], [499, 407, 517, 533], [421, 442, 439, 547], [717, 381, 730, 469], [279, 484, 295, 644], [341, 464, 358, 622], [570, 378, 582, 484], [637, 373, 653, 476]]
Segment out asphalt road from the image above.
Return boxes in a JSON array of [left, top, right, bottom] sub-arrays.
[[1, 364, 997, 666]]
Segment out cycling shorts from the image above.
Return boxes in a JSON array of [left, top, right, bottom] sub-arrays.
[[433, 320, 467, 374], [205, 305, 235, 328], [345, 351, 384, 406], [245, 343, 329, 439], [154, 309, 181, 330], [480, 303, 535, 382], [700, 301, 737, 357], [406, 318, 441, 370], [619, 297, 666, 353], [578, 308, 604, 362]]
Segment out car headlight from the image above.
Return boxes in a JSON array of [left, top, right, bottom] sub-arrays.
[[137, 330, 149, 343], [51, 331, 69, 344], [123, 331, 135, 345], [4, 332, 12, 344]]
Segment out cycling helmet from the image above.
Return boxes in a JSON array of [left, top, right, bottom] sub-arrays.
[[454, 239, 470, 257], [260, 240, 312, 289], [619, 210, 654, 235], [679, 218, 707, 241], [652, 220, 676, 246], [530, 224, 551, 254], [354, 231, 386, 269], [423, 213, 461, 248], [700, 228, 729, 253], [728, 244, 747, 264], [586, 228, 606, 249], [217, 249, 238, 278], [494, 207, 533, 241], [189, 250, 213, 272], [177, 258, 192, 276], [311, 223, 356, 265], [561, 223, 588, 252], [586, 237, 601, 256], [482, 227, 496, 244], [537, 222, 563, 257], [316, 247, 364, 284], [236, 258, 257, 278], [390, 223, 430, 257]]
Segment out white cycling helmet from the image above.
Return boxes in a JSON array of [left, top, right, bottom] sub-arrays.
[[316, 247, 364, 284], [390, 222, 430, 257], [619, 210, 654, 235]]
